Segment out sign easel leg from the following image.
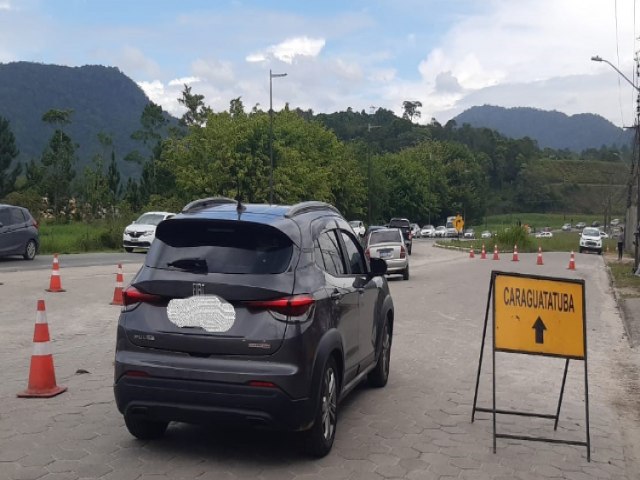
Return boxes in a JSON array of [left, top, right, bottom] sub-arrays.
[[554, 358, 570, 430]]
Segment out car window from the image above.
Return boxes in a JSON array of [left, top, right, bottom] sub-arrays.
[[150, 219, 293, 274], [316, 230, 346, 276], [583, 228, 599, 236], [369, 230, 401, 245], [340, 230, 365, 275], [0, 208, 11, 226], [11, 208, 25, 225]]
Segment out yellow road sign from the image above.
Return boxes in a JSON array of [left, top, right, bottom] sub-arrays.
[[493, 272, 585, 358], [454, 215, 464, 232]]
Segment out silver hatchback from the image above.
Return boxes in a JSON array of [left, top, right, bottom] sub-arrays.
[[365, 228, 409, 280]]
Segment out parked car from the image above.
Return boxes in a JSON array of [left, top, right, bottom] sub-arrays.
[[114, 197, 394, 457], [480, 230, 493, 239], [463, 228, 475, 239], [579, 227, 602, 254], [599, 230, 610, 239], [365, 227, 409, 280], [388, 218, 412, 254], [562, 223, 572, 231], [535, 231, 553, 238], [610, 218, 621, 226], [591, 221, 600, 228], [445, 227, 458, 238], [0, 204, 39, 260], [349, 220, 366, 238], [123, 211, 175, 252], [420, 224, 435, 237], [410, 223, 421, 239], [434, 226, 447, 237], [575, 222, 586, 230]]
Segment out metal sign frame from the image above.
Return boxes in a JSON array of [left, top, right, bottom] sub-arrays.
[[471, 270, 590, 461]]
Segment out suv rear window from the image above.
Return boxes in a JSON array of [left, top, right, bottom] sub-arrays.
[[150, 219, 294, 274], [388, 219, 410, 228]]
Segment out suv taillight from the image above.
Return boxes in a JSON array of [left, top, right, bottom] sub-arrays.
[[122, 286, 164, 306], [246, 295, 315, 318]]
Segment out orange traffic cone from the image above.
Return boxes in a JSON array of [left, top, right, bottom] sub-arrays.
[[110, 264, 124, 305], [568, 251, 576, 270], [512, 244, 519, 262], [469, 247, 475, 258], [537, 246, 544, 265], [481, 243, 487, 259], [17, 300, 67, 398], [45, 254, 65, 292], [492, 245, 500, 260]]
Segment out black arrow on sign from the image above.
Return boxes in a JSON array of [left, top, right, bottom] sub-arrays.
[[532, 316, 547, 344]]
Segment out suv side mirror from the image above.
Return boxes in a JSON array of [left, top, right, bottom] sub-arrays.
[[369, 257, 387, 276]]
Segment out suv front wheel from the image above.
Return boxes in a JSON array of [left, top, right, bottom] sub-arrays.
[[303, 357, 339, 457]]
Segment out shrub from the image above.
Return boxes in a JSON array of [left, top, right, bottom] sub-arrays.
[[495, 226, 532, 251]]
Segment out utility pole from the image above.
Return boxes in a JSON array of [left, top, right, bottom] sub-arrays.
[[269, 69, 287, 204], [367, 106, 381, 226]]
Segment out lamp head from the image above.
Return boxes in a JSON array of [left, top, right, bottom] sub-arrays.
[[591, 55, 603, 62]]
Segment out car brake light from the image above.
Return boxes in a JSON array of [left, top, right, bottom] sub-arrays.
[[122, 286, 164, 306], [400, 246, 406, 258], [246, 295, 315, 317], [32, 219, 39, 230]]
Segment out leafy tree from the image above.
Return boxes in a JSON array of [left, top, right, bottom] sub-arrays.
[[229, 97, 246, 117], [0, 116, 21, 199], [402, 101, 423, 122], [178, 84, 212, 127]]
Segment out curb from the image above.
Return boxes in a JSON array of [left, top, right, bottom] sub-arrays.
[[604, 262, 636, 347]]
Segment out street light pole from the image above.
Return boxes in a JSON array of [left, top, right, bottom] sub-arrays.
[[269, 69, 287, 204], [592, 54, 640, 270]]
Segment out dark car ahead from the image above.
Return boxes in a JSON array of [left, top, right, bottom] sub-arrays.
[[0, 204, 39, 260], [387, 217, 412, 254], [114, 197, 394, 457]]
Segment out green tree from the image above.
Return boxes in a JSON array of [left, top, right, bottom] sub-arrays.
[[41, 109, 76, 217], [402, 101, 422, 122], [0, 115, 21, 199], [178, 84, 212, 127]]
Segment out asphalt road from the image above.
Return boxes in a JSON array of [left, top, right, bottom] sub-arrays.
[[1, 240, 639, 479], [0, 252, 146, 272]]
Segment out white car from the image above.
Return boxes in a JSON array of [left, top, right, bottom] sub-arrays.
[[421, 225, 436, 237], [481, 230, 493, 239], [463, 229, 475, 239], [349, 220, 366, 238], [123, 211, 175, 252], [410, 223, 421, 238], [434, 226, 447, 237], [579, 227, 602, 254], [599, 230, 610, 239], [535, 231, 553, 238]]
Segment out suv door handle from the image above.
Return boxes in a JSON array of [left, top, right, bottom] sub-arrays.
[[330, 290, 343, 301]]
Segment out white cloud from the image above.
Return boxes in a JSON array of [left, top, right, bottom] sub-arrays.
[[0, 1, 12, 11], [246, 36, 325, 64], [117, 46, 162, 79], [168, 76, 201, 87], [191, 58, 235, 85]]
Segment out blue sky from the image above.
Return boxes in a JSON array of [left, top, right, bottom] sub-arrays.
[[1, 0, 639, 126]]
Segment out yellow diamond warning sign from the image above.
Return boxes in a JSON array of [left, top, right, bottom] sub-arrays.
[[493, 272, 585, 358]]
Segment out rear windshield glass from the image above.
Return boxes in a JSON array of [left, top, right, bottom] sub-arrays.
[[150, 219, 293, 274], [369, 230, 401, 244], [136, 213, 167, 226]]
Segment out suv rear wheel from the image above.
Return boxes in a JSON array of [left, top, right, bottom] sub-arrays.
[[124, 414, 168, 440], [368, 321, 391, 388], [303, 357, 339, 457]]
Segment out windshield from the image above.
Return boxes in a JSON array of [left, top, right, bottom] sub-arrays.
[[369, 230, 401, 245], [136, 213, 168, 226], [349, 221, 360, 227], [583, 228, 600, 237]]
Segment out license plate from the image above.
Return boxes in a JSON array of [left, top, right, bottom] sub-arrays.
[[379, 249, 393, 259], [167, 295, 236, 333]]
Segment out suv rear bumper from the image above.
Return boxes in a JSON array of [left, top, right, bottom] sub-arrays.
[[114, 375, 315, 431]]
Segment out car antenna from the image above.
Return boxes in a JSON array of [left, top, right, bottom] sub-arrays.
[[235, 173, 246, 218]]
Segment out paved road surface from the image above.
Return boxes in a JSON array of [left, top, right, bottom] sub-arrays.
[[1, 240, 639, 479]]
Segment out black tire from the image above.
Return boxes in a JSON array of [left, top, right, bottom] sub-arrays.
[[598, 249, 602, 255], [368, 321, 391, 388], [407, 244, 412, 255], [579, 247, 583, 254], [124, 247, 134, 253], [23, 239, 37, 260], [124, 414, 168, 440], [402, 265, 410, 281], [303, 357, 339, 457]]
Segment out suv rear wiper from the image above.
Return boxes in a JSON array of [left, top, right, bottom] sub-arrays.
[[167, 258, 208, 272]]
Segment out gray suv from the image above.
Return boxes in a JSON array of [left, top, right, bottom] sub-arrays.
[[114, 197, 394, 457], [0, 204, 39, 260]]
